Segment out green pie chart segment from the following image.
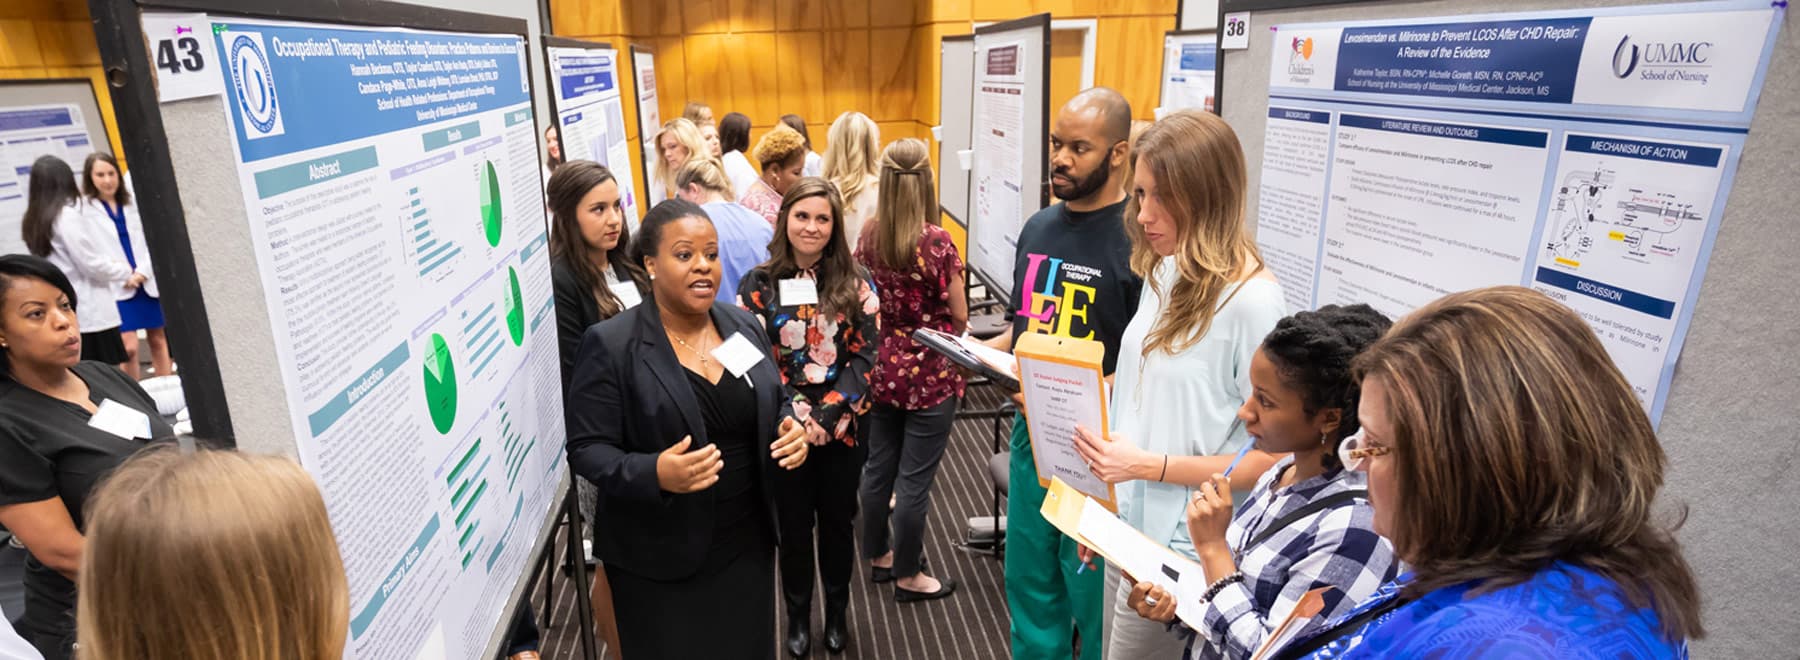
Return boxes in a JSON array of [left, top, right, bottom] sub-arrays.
[[505, 267, 525, 346], [423, 333, 458, 434], [480, 161, 502, 247]]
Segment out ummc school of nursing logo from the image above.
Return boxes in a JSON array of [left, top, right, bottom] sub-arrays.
[[1611, 34, 1715, 84], [225, 31, 285, 139]]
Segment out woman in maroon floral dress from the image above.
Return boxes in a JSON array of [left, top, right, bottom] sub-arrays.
[[853, 138, 966, 604]]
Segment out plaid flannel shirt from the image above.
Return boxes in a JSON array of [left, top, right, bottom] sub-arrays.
[[1181, 456, 1398, 660]]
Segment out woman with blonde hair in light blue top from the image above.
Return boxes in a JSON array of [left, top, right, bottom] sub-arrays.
[[1070, 110, 1289, 659]]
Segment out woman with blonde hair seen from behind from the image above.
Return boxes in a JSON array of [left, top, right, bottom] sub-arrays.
[[740, 125, 810, 226], [78, 446, 348, 660], [821, 112, 880, 247], [1274, 286, 1703, 659], [651, 118, 708, 206], [854, 138, 965, 604], [1067, 109, 1290, 659], [677, 157, 770, 304]]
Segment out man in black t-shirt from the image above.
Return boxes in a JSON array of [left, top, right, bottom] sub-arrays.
[[986, 87, 1141, 660]]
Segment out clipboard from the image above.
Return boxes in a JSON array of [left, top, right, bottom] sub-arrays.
[[1015, 333, 1116, 511], [1040, 477, 1208, 626], [912, 328, 1020, 390]]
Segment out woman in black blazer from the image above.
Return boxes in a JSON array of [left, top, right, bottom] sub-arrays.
[[567, 199, 810, 660], [546, 160, 646, 657]]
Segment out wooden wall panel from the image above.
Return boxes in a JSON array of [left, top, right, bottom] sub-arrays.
[[730, 0, 778, 33], [683, 0, 732, 34], [871, 0, 924, 28], [621, 0, 682, 37], [0, 21, 46, 68], [929, 0, 973, 23], [821, 29, 870, 123], [650, 37, 688, 127], [775, 32, 829, 128], [734, 32, 783, 124], [775, 0, 823, 31], [553, 1, 622, 37], [682, 34, 734, 119], [869, 27, 918, 122], [1095, 15, 1172, 120], [44, 66, 123, 166]]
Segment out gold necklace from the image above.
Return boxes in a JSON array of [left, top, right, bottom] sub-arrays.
[[669, 331, 711, 365]]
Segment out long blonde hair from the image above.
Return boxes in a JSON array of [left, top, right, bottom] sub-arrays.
[[1355, 286, 1703, 643], [78, 447, 349, 660], [1124, 110, 1264, 357], [653, 118, 707, 198], [869, 139, 934, 271], [676, 157, 735, 200], [822, 111, 880, 204]]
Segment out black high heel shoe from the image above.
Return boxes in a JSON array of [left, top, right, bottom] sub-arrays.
[[784, 615, 811, 658]]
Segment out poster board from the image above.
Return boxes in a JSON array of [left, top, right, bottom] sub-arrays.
[[1159, 30, 1218, 116], [968, 14, 1051, 302], [938, 34, 976, 227], [628, 43, 660, 208], [91, 0, 568, 657], [545, 36, 643, 225], [1219, 0, 1796, 655], [0, 79, 113, 257]]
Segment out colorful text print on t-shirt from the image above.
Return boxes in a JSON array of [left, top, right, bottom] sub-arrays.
[[1017, 253, 1108, 340]]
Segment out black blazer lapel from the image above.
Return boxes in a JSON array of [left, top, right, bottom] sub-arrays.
[[635, 304, 708, 447]]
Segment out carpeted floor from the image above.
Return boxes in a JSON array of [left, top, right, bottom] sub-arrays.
[[535, 384, 1020, 660]]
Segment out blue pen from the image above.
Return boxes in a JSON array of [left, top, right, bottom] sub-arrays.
[[1221, 438, 1257, 479]]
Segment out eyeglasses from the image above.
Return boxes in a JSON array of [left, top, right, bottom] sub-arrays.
[[1338, 430, 1391, 471]]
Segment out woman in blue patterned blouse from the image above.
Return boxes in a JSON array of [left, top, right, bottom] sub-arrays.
[[1275, 286, 1704, 659], [738, 177, 879, 658], [1123, 304, 1400, 659]]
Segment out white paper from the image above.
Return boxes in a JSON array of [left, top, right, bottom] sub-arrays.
[[712, 332, 765, 378], [0, 102, 91, 257], [1254, 107, 1333, 314], [1075, 497, 1210, 626], [1017, 353, 1110, 502], [1161, 36, 1217, 114], [778, 277, 819, 307], [88, 398, 152, 441], [141, 12, 224, 102], [1221, 12, 1251, 50]]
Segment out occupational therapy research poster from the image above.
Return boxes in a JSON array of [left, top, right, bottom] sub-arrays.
[[209, 16, 566, 658]]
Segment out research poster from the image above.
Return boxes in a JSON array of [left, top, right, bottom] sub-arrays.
[[1256, 1, 1780, 420], [206, 16, 564, 658], [547, 45, 641, 224], [1160, 35, 1217, 113], [630, 46, 659, 203], [971, 39, 1028, 291], [0, 104, 96, 256]]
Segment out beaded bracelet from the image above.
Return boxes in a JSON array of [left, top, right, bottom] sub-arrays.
[[1201, 572, 1245, 602]]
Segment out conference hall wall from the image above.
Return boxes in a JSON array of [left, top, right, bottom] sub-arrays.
[[550, 0, 1179, 251], [0, 0, 125, 163]]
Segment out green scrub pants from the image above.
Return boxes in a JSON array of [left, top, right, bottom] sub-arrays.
[[1005, 412, 1105, 659]]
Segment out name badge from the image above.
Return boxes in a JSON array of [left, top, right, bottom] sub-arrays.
[[610, 279, 643, 309], [89, 398, 152, 441], [779, 278, 819, 307], [711, 332, 767, 378]]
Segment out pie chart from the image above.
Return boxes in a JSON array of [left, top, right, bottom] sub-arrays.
[[504, 266, 525, 346], [480, 160, 503, 247], [423, 333, 458, 434]]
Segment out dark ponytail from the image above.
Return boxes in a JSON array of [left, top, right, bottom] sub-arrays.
[[1259, 303, 1393, 470]]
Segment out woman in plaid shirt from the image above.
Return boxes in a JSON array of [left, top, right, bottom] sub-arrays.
[[1125, 304, 1401, 659]]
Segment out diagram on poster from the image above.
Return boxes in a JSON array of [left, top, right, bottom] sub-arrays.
[[548, 44, 640, 223], [204, 15, 564, 658], [1254, 1, 1780, 420], [971, 39, 1028, 290]]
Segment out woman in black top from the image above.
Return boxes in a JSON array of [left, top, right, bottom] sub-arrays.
[[0, 255, 173, 660], [546, 160, 647, 658], [566, 199, 810, 659], [738, 179, 879, 657], [549, 161, 651, 385]]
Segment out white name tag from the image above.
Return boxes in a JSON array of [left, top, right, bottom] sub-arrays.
[[711, 332, 766, 378], [89, 398, 152, 441], [779, 278, 819, 307], [610, 279, 643, 309]]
